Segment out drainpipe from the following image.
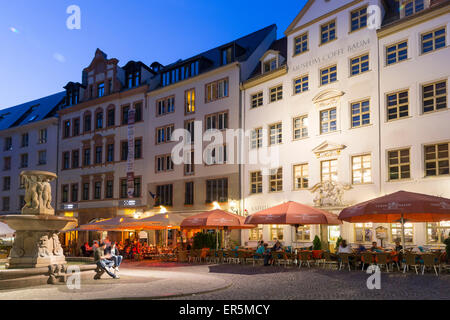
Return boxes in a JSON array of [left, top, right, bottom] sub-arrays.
[[377, 32, 382, 196]]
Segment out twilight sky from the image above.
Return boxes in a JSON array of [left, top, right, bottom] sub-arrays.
[[0, 0, 308, 110]]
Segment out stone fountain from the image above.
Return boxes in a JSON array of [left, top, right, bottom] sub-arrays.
[[0, 171, 77, 269]]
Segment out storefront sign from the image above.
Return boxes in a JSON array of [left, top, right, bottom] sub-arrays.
[[119, 199, 141, 208]]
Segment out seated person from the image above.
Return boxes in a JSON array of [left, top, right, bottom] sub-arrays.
[[338, 240, 353, 254], [95, 242, 119, 279], [272, 240, 283, 252], [256, 243, 266, 255], [394, 239, 403, 252], [356, 244, 367, 254], [262, 244, 272, 266], [109, 242, 123, 272], [369, 241, 383, 253]]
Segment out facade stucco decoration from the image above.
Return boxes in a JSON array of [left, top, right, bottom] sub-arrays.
[[310, 181, 352, 207]]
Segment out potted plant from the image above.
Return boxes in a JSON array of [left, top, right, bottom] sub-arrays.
[[312, 235, 323, 259], [335, 236, 343, 253]]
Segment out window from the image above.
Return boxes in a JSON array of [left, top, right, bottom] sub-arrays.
[[63, 120, 71, 138], [3, 157, 11, 171], [269, 168, 283, 192], [423, 80, 447, 113], [73, 118, 80, 136], [3, 177, 10, 191], [250, 171, 263, 194], [84, 113, 91, 132], [135, 138, 142, 159], [354, 223, 373, 242], [62, 185, 69, 203], [296, 226, 311, 241], [424, 143, 449, 177], [184, 89, 195, 114], [293, 164, 309, 190], [4, 137, 12, 151], [133, 178, 141, 198], [95, 111, 103, 129], [83, 148, 91, 166], [120, 179, 128, 199], [82, 183, 90, 201], [157, 96, 175, 116], [121, 141, 128, 161], [269, 85, 283, 102], [156, 155, 174, 173], [321, 20, 336, 44], [39, 129, 47, 144], [94, 181, 101, 200], [351, 100, 370, 128], [294, 75, 309, 94], [206, 111, 228, 130], [387, 90, 409, 120], [107, 108, 115, 127], [388, 149, 411, 180], [421, 27, 446, 54], [71, 184, 79, 202], [251, 92, 263, 108], [352, 154, 372, 184], [155, 184, 173, 206], [62, 152, 70, 170], [127, 72, 140, 88], [72, 150, 79, 168], [221, 47, 233, 65], [105, 180, 114, 199], [249, 227, 263, 241], [321, 159, 338, 182], [185, 120, 195, 144], [263, 58, 277, 73], [185, 182, 194, 205], [97, 83, 105, 97], [350, 54, 369, 76], [121, 105, 130, 125], [269, 123, 282, 145], [320, 108, 337, 134], [320, 65, 337, 85], [427, 221, 450, 244], [134, 103, 143, 122], [294, 33, 308, 55], [95, 146, 103, 164], [184, 151, 194, 175], [2, 197, 10, 211], [386, 41, 408, 65], [205, 145, 227, 165], [251, 128, 263, 149], [206, 178, 228, 203], [20, 154, 29, 168], [293, 115, 308, 140], [391, 223, 414, 243], [270, 225, 284, 241], [350, 6, 367, 32], [206, 78, 229, 103], [405, 0, 425, 17], [38, 150, 47, 165], [156, 125, 174, 144], [21, 133, 29, 147]]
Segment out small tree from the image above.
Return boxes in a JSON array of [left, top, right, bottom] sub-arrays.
[[336, 236, 343, 249], [313, 235, 322, 250]]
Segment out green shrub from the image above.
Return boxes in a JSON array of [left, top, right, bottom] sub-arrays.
[[193, 232, 221, 249], [313, 235, 322, 250], [336, 236, 343, 249]]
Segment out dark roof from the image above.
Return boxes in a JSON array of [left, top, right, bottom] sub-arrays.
[[0, 92, 66, 131], [382, 0, 450, 27], [160, 24, 277, 73], [247, 37, 288, 80]]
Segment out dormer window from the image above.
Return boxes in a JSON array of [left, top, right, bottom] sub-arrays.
[[162, 61, 199, 87], [221, 47, 233, 65], [263, 58, 277, 73], [66, 89, 79, 106], [97, 83, 105, 97], [404, 0, 425, 17], [127, 72, 141, 88]]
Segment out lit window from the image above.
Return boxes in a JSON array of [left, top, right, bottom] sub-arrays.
[[391, 223, 414, 243], [320, 108, 337, 134], [352, 154, 372, 184], [427, 222, 450, 244], [354, 223, 373, 243], [270, 225, 284, 241], [351, 100, 370, 128], [293, 164, 309, 190], [296, 226, 311, 241], [185, 89, 195, 114]]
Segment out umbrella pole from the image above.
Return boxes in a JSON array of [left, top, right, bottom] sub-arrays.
[[216, 228, 219, 251], [401, 213, 406, 253]]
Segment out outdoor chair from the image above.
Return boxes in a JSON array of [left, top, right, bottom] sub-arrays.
[[375, 253, 392, 272], [272, 252, 289, 267], [298, 251, 314, 268], [237, 251, 248, 264], [421, 254, 440, 276], [322, 251, 339, 269], [338, 253, 353, 271], [403, 253, 421, 275], [246, 253, 264, 266], [361, 252, 375, 271]]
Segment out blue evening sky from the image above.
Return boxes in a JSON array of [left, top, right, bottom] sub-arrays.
[[0, 0, 308, 109]]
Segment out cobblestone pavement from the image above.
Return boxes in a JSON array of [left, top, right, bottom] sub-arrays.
[[164, 263, 450, 300]]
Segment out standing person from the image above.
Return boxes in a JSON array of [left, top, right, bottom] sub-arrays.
[[109, 242, 123, 272], [262, 244, 272, 266], [256, 240, 264, 250], [94, 242, 119, 279]]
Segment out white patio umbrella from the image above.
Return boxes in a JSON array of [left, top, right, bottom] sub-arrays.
[[0, 222, 15, 238]]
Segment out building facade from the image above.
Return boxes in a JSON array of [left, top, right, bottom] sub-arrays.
[[0, 93, 65, 216], [241, 0, 450, 249]]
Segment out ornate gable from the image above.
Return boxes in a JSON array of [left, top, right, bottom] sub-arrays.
[[312, 141, 346, 159]]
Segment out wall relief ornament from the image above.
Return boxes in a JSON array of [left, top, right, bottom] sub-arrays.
[[310, 181, 352, 207]]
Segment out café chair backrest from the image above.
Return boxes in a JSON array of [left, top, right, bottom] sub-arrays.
[[422, 254, 439, 266], [361, 252, 374, 264], [375, 252, 390, 264]]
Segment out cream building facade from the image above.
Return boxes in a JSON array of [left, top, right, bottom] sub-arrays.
[[240, 0, 450, 249]]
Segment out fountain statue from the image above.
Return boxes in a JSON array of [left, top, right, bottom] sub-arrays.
[[0, 171, 77, 269]]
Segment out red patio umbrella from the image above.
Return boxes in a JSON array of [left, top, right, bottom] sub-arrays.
[[339, 191, 450, 250], [244, 201, 341, 225]]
